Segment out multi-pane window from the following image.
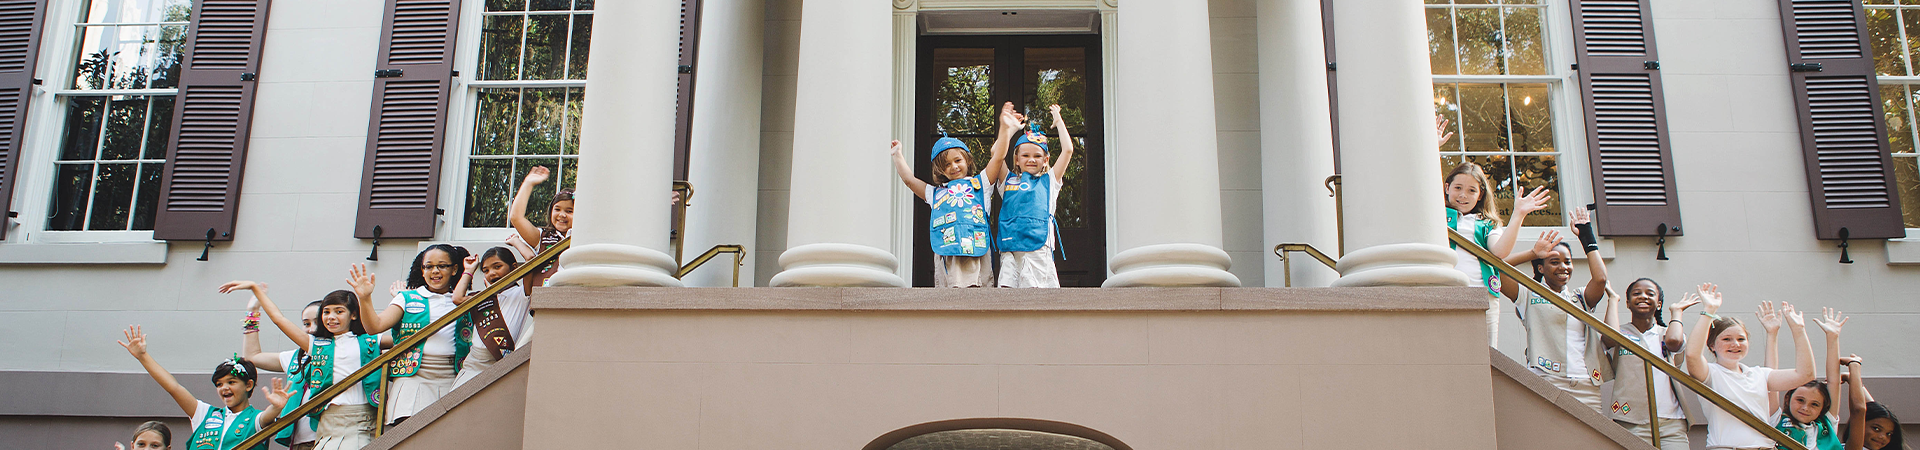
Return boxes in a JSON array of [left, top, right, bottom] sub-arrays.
[[460, 0, 592, 228], [1864, 0, 1920, 228], [1427, 0, 1565, 227], [47, 0, 189, 231]]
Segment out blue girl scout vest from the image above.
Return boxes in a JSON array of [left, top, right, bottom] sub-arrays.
[[1446, 207, 1499, 296], [273, 334, 382, 446], [388, 290, 472, 378], [931, 176, 992, 257], [189, 405, 266, 450], [997, 171, 1055, 253]]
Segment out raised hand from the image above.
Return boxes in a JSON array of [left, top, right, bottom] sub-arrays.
[[347, 264, 375, 300], [1571, 207, 1591, 228], [1531, 230, 1563, 256], [523, 165, 551, 186], [1757, 301, 1782, 335], [1512, 186, 1553, 217], [263, 378, 290, 408], [998, 102, 1022, 134], [889, 140, 903, 158], [388, 280, 407, 298], [1781, 301, 1806, 329], [1048, 104, 1063, 120], [1669, 293, 1702, 316], [1435, 114, 1455, 146], [1815, 307, 1848, 338], [463, 255, 481, 273], [118, 325, 148, 359], [217, 280, 263, 294], [1697, 283, 1722, 313]]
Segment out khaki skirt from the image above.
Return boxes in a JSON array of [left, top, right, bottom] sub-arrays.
[[385, 355, 456, 421], [312, 403, 373, 450]]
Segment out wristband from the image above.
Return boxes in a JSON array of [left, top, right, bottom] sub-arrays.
[[1572, 222, 1600, 253], [241, 311, 261, 332], [1701, 312, 1721, 320], [1668, 319, 1683, 326]]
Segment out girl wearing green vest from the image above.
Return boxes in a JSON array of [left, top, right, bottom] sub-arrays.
[[1603, 277, 1698, 450], [1499, 208, 1617, 412], [118, 325, 289, 450], [1443, 163, 1550, 347], [1683, 284, 1818, 450], [351, 244, 475, 425], [1764, 307, 1850, 450], [222, 280, 324, 449], [234, 280, 381, 450]]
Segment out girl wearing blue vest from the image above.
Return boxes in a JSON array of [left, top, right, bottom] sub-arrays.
[[221, 280, 326, 450], [351, 244, 474, 425], [995, 104, 1075, 288], [892, 102, 1017, 287], [1500, 208, 1618, 412], [118, 325, 289, 450], [1443, 163, 1549, 347]]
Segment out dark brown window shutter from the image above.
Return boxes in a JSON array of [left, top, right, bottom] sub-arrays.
[[353, 0, 461, 239], [0, 0, 48, 240], [151, 0, 272, 241], [1570, 0, 1682, 236], [1776, 0, 1907, 239], [672, 0, 702, 181], [1321, 0, 1339, 172]]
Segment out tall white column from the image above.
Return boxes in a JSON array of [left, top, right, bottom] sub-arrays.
[[1328, 0, 1467, 287], [546, 0, 683, 287], [1256, 0, 1339, 287], [682, 0, 764, 287], [770, 0, 906, 287], [1103, 0, 1240, 287]]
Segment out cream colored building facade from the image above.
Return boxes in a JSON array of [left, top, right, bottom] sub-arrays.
[[2, 0, 1919, 447]]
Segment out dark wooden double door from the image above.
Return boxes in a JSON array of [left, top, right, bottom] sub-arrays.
[[913, 34, 1106, 287]]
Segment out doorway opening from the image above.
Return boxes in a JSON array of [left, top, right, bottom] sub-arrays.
[[913, 33, 1107, 287]]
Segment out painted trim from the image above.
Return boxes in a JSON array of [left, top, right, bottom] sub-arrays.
[[0, 241, 168, 264]]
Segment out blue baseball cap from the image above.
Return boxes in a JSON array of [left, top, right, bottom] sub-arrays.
[[930, 136, 970, 164]]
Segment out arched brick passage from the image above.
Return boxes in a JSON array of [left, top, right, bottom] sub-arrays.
[[862, 418, 1132, 450]]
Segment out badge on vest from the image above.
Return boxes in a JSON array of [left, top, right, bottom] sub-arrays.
[[1536, 357, 1563, 373], [1612, 401, 1631, 414], [942, 228, 957, 245]]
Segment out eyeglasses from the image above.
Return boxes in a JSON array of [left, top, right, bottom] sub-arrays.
[[421, 264, 457, 271]]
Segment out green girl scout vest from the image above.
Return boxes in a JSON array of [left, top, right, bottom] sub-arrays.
[[189, 404, 265, 450], [1445, 208, 1499, 296], [273, 334, 382, 446], [1774, 413, 1842, 450], [388, 290, 472, 378]]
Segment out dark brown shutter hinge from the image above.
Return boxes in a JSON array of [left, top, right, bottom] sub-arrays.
[[1642, 61, 1659, 70], [240, 73, 256, 81], [30, 78, 41, 85], [375, 69, 404, 78], [1789, 63, 1824, 72], [1837, 228, 1854, 264], [1654, 223, 1672, 261], [367, 225, 383, 261], [679, 65, 694, 74], [1326, 62, 1336, 71], [451, 70, 460, 78], [197, 228, 222, 261], [1570, 63, 1579, 71]]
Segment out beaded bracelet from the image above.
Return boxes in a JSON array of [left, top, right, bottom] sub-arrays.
[[242, 311, 261, 333]]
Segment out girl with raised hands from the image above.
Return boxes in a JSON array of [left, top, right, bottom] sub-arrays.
[[1842, 356, 1908, 450], [1500, 207, 1617, 412], [1443, 162, 1551, 346], [507, 166, 572, 286], [452, 247, 535, 387], [351, 244, 475, 425], [117, 325, 289, 450], [1604, 278, 1697, 450], [1770, 308, 1850, 450], [892, 102, 1017, 287], [994, 104, 1075, 288], [251, 277, 381, 450], [220, 281, 325, 449], [1683, 283, 1818, 450]]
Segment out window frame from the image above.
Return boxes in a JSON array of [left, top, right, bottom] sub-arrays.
[[10, 0, 186, 243], [1864, 2, 1920, 237], [1426, 0, 1600, 243], [439, 0, 589, 243]]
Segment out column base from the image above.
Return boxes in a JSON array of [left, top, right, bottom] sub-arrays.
[[1102, 243, 1242, 287], [1330, 243, 1469, 287], [547, 243, 684, 287], [770, 243, 906, 287]]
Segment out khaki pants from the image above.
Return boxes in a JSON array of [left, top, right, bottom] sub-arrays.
[[1542, 375, 1604, 413], [1617, 418, 1689, 450]]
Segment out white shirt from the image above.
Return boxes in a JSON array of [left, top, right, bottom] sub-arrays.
[[391, 288, 460, 356], [327, 334, 368, 405], [1566, 314, 1590, 379], [275, 351, 316, 444], [1626, 327, 1687, 419], [1451, 214, 1503, 288], [1703, 362, 1776, 449]]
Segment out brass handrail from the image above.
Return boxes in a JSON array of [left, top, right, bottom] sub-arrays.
[[1272, 243, 1338, 287], [1446, 228, 1806, 450], [672, 181, 695, 266], [232, 237, 573, 449], [675, 244, 746, 287]]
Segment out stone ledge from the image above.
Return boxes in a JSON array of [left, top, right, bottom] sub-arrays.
[[532, 286, 1490, 312]]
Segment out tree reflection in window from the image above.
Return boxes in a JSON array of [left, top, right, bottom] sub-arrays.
[[462, 0, 592, 228]]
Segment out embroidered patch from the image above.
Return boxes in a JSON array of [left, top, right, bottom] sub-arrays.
[[942, 228, 957, 245], [403, 303, 425, 314], [1592, 369, 1603, 380]]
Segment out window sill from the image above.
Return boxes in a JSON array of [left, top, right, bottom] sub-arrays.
[[1885, 237, 1920, 265], [0, 241, 169, 264]]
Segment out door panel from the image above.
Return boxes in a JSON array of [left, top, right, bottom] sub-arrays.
[[915, 34, 1106, 287]]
